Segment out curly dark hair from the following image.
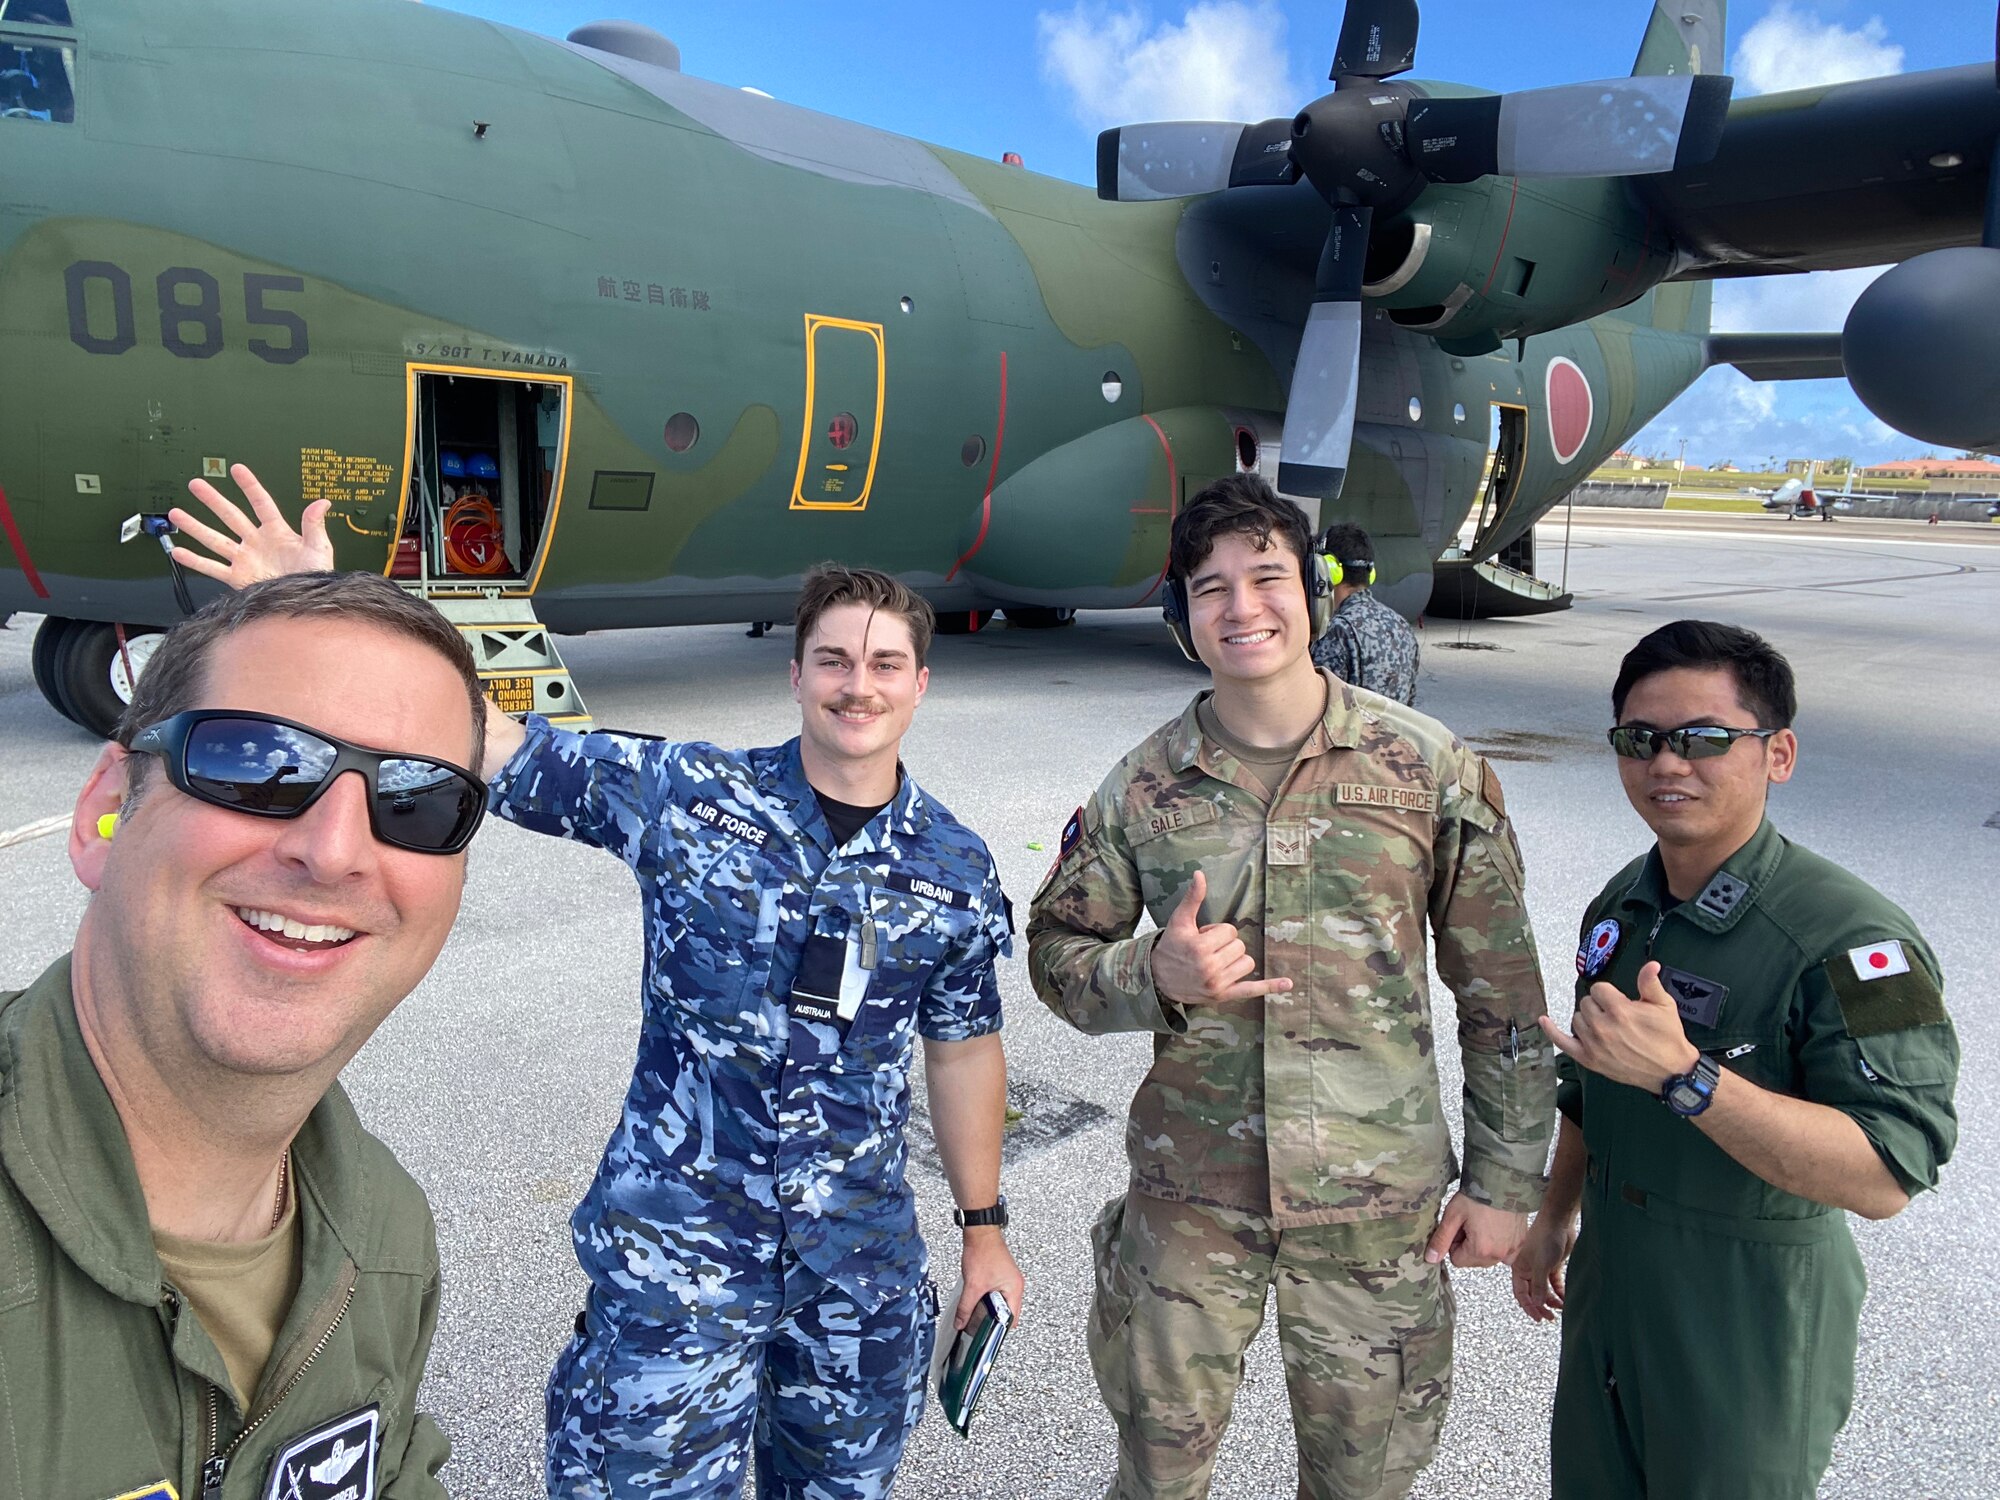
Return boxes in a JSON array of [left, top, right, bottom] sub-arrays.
[[1168, 474, 1313, 584]]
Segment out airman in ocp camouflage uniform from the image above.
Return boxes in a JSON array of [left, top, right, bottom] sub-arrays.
[[1028, 476, 1554, 1500]]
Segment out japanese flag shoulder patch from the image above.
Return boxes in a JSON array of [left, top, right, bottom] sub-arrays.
[[263, 1405, 379, 1500], [1825, 938, 1946, 1039]]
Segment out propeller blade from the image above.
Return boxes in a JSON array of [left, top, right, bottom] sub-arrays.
[[1096, 119, 1296, 203], [1409, 73, 1733, 182], [1096, 119, 1298, 201], [1332, 0, 1419, 82], [1278, 204, 1372, 501]]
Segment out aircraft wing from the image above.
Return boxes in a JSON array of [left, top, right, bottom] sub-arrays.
[[1642, 65, 1999, 277], [1704, 332, 1845, 381]]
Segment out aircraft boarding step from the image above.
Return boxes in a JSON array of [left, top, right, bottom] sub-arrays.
[[406, 594, 594, 731]]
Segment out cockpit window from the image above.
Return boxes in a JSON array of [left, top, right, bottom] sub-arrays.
[[0, 39, 73, 121], [0, 3, 74, 26]]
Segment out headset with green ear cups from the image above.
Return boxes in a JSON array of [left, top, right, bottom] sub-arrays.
[[1324, 554, 1377, 589]]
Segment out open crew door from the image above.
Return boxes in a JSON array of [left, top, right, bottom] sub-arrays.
[[396, 365, 571, 591], [1466, 402, 1528, 558]]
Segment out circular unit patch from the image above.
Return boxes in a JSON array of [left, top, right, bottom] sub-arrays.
[[1577, 917, 1622, 977], [1545, 356, 1594, 465]]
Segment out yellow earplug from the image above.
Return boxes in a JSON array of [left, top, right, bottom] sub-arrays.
[[96, 813, 118, 841]]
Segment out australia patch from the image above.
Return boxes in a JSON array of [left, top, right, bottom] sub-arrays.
[[1577, 918, 1621, 977], [684, 795, 772, 849], [262, 1405, 379, 1500], [887, 871, 966, 909]]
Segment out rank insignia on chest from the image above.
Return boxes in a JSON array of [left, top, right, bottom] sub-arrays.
[[1268, 822, 1308, 865], [262, 1405, 379, 1500], [1695, 870, 1748, 920], [1577, 918, 1621, 977], [1847, 940, 1910, 979]]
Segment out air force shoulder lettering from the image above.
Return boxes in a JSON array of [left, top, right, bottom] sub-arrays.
[[262, 1405, 379, 1500], [684, 795, 772, 849]]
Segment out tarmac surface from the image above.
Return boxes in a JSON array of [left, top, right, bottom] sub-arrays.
[[3, 509, 1996, 1498]]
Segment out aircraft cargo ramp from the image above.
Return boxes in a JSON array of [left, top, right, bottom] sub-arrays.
[[1426, 548, 1574, 619]]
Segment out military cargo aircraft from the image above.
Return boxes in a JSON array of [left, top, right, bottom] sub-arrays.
[[3, 0, 1997, 733]]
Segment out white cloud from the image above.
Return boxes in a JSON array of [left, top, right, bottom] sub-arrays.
[[1711, 265, 1885, 334], [1731, 4, 1903, 96], [1037, 2, 1299, 129]]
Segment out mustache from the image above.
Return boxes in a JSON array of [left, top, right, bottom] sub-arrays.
[[829, 696, 888, 716]]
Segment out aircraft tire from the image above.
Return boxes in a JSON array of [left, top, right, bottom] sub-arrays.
[[30, 616, 81, 725], [54, 621, 169, 739], [1001, 607, 1076, 629], [932, 609, 995, 635]]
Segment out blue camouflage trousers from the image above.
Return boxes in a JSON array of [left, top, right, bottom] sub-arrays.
[[546, 1255, 940, 1500]]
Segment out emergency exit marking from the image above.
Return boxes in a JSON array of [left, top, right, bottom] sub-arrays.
[[75, 474, 100, 494], [482, 674, 536, 715]]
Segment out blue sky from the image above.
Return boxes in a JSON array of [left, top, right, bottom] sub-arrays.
[[451, 0, 1995, 466]]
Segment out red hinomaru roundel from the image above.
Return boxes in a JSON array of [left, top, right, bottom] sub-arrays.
[[1545, 356, 1594, 465]]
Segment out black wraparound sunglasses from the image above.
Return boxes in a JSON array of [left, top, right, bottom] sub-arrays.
[[1608, 724, 1778, 762], [129, 710, 487, 854]]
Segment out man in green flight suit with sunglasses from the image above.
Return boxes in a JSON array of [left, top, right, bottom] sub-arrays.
[[1514, 619, 1960, 1499], [0, 569, 483, 1498]]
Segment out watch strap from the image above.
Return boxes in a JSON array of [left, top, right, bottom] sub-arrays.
[[953, 1196, 1008, 1228]]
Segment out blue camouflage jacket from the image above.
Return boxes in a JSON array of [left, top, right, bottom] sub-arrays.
[[491, 716, 1011, 1326]]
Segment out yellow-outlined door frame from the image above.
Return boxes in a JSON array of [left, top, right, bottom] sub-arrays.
[[791, 315, 886, 511], [386, 363, 575, 595]]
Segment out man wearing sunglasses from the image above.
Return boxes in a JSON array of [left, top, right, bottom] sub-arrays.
[[169, 469, 1022, 1500], [0, 571, 481, 1498], [1514, 620, 1959, 1499]]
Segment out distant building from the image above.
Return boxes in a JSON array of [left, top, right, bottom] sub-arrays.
[[1713, 461, 1741, 473], [1859, 458, 2000, 495]]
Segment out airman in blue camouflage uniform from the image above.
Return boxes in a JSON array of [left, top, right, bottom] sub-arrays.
[[490, 567, 1023, 1500]]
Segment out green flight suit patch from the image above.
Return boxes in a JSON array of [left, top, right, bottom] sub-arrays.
[[1824, 943, 1946, 1038]]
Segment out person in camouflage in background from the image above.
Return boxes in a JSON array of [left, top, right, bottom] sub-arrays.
[[164, 470, 1024, 1500], [1027, 475, 1555, 1500], [1309, 521, 1421, 705]]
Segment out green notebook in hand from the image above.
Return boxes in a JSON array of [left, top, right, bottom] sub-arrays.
[[937, 1289, 1013, 1438]]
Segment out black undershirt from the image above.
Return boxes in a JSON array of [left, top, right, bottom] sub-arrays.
[[816, 789, 890, 847]]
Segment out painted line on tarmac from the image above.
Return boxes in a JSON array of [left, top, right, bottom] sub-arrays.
[[0, 814, 69, 851], [1540, 520, 1998, 552]]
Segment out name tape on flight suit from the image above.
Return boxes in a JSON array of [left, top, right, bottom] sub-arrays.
[[1655, 963, 1728, 1029], [263, 1404, 379, 1500], [684, 796, 772, 849]]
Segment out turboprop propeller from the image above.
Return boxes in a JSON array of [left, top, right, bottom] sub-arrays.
[[1096, 0, 1734, 500]]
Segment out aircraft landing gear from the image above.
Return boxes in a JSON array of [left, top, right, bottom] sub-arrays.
[[33, 617, 168, 737], [932, 609, 995, 635], [1001, 606, 1076, 629]]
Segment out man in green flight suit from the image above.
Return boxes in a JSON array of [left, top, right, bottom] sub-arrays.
[[1515, 619, 1960, 1498], [1028, 476, 1555, 1500]]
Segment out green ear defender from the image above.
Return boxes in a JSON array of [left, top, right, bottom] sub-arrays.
[[1324, 554, 1376, 590]]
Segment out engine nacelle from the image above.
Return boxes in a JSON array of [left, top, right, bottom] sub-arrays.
[[1842, 247, 2000, 450]]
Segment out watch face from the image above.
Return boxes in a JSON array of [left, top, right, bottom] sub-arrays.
[[1667, 1080, 1707, 1113]]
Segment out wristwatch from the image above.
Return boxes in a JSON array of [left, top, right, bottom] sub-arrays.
[[1661, 1054, 1722, 1117], [953, 1195, 1009, 1229]]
